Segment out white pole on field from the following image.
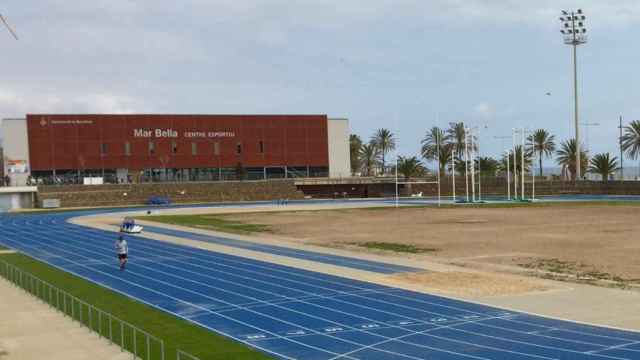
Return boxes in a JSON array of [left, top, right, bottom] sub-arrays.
[[478, 141, 482, 202], [506, 150, 511, 200], [394, 114, 399, 208], [395, 153, 399, 208], [464, 132, 469, 203], [436, 132, 441, 207], [521, 128, 525, 200], [532, 146, 536, 201], [470, 129, 476, 203], [512, 129, 518, 200], [452, 150, 456, 202]]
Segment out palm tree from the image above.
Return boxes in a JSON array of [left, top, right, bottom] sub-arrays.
[[499, 145, 533, 175], [359, 143, 379, 177], [476, 156, 500, 177], [349, 134, 363, 176], [556, 139, 588, 181], [420, 127, 451, 175], [446, 122, 476, 155], [370, 128, 395, 175], [436, 144, 453, 176], [588, 153, 619, 182], [397, 156, 426, 180], [527, 129, 555, 177], [621, 120, 640, 173], [446, 122, 466, 155]]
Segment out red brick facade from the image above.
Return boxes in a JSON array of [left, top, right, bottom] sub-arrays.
[[27, 114, 329, 172]]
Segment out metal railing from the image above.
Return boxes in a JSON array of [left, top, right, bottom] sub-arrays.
[[176, 350, 201, 360], [0, 260, 201, 360]]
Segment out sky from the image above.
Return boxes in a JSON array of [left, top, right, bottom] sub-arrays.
[[1, 1, 639, 168]]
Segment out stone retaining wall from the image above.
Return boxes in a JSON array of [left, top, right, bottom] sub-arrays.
[[298, 179, 640, 198], [38, 180, 304, 208]]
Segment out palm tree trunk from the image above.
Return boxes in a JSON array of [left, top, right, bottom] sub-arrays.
[[538, 151, 543, 178], [381, 151, 385, 176]]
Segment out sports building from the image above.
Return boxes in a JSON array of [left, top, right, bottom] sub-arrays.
[[2, 114, 350, 185]]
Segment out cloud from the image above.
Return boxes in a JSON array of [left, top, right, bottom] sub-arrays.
[[0, 88, 141, 117], [474, 102, 494, 118]]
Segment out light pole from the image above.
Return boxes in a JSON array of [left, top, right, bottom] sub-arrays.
[[560, 9, 587, 180], [495, 135, 511, 200], [618, 116, 624, 180]]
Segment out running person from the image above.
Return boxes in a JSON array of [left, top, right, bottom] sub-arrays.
[[115, 235, 128, 270]]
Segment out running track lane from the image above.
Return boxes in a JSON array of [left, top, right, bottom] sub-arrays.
[[137, 224, 419, 274], [1, 211, 640, 359]]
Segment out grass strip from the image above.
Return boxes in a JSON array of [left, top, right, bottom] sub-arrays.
[[0, 253, 273, 360], [354, 242, 437, 254], [143, 215, 271, 235]]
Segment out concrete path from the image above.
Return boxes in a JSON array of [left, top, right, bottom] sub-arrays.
[[0, 278, 130, 360], [477, 282, 640, 331]]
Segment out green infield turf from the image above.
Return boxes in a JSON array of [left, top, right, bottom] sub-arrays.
[[0, 253, 273, 360]]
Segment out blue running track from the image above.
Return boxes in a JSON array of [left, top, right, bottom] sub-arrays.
[[138, 224, 419, 274], [1, 204, 640, 359]]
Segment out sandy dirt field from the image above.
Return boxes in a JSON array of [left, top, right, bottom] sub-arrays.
[[221, 205, 640, 285]]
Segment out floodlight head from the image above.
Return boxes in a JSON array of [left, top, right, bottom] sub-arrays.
[[562, 10, 568, 15], [577, 9, 583, 14]]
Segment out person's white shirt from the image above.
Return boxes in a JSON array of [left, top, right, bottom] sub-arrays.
[[115, 239, 128, 255]]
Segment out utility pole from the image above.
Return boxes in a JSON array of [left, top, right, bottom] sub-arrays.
[[619, 116, 624, 180], [560, 9, 587, 180], [0, 13, 18, 40]]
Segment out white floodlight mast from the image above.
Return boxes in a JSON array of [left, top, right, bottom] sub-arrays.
[[560, 9, 587, 180]]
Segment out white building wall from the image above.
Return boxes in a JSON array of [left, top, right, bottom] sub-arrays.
[[1, 118, 30, 186], [327, 118, 350, 178]]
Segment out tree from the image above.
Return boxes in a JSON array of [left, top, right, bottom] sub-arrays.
[[370, 129, 395, 175], [359, 143, 379, 177], [621, 120, 640, 171], [349, 134, 363, 175], [446, 122, 476, 155], [588, 153, 619, 182], [527, 129, 556, 177], [476, 156, 500, 177], [556, 139, 588, 181], [499, 146, 533, 175], [420, 127, 451, 175], [396, 156, 426, 180]]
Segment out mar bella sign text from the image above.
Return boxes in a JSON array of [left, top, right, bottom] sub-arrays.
[[133, 129, 235, 138]]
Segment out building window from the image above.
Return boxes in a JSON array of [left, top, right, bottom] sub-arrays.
[[149, 141, 155, 155], [124, 142, 131, 156], [191, 142, 197, 155], [213, 142, 220, 156], [100, 143, 108, 155], [172, 141, 178, 154], [236, 142, 242, 155], [259, 140, 264, 154]]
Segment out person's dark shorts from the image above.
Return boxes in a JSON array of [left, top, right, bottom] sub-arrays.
[[118, 254, 128, 260]]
